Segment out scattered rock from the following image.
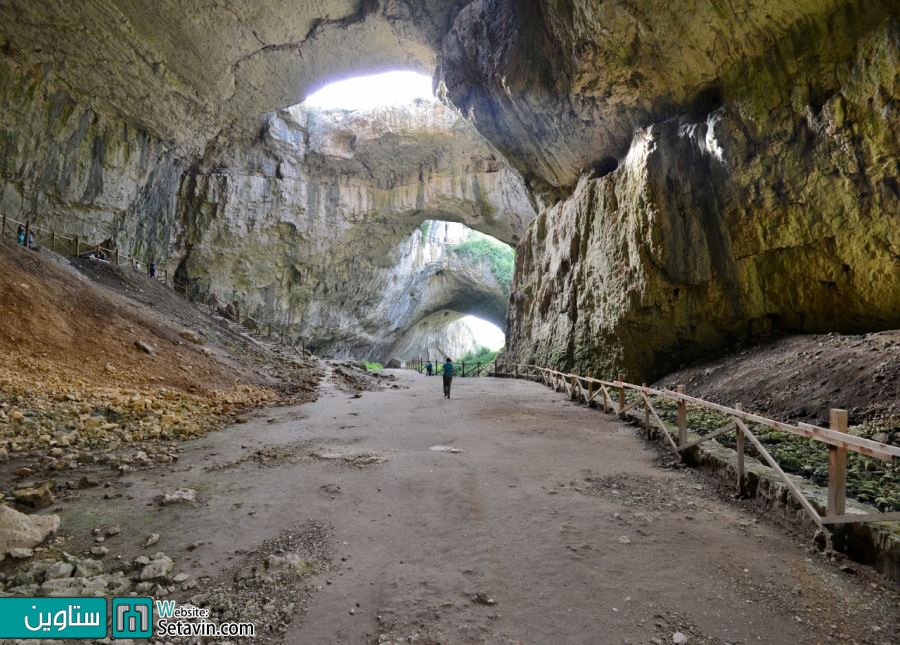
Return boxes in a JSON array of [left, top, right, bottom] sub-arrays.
[[473, 591, 496, 606], [672, 632, 688, 644], [139, 555, 174, 581], [134, 340, 156, 355], [45, 561, 75, 579], [430, 445, 463, 453], [157, 488, 197, 505], [8, 547, 34, 559], [90, 546, 109, 557], [145, 533, 160, 548], [618, 536, 631, 544], [106, 525, 121, 536], [0, 505, 60, 560], [14, 486, 54, 509]]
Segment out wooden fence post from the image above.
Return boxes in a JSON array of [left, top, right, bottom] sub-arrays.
[[587, 369, 594, 405], [24, 221, 30, 248], [51, 230, 56, 251], [617, 373, 625, 413], [75, 236, 80, 257], [114, 248, 119, 265], [676, 384, 687, 447], [735, 402, 745, 495], [828, 408, 848, 514], [642, 383, 650, 436], [1, 213, 5, 236]]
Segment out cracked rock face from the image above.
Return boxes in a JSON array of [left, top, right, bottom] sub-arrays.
[[502, 16, 899, 380]]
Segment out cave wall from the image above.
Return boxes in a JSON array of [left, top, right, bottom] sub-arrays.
[[0, 58, 182, 261], [500, 13, 899, 380], [174, 103, 530, 357], [0, 0, 897, 375]]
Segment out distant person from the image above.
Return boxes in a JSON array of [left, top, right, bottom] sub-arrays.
[[16, 225, 25, 246], [442, 357, 454, 399], [27, 230, 34, 249], [148, 258, 157, 278], [426, 361, 433, 376]]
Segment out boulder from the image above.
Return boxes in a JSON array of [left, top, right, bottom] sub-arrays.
[[0, 505, 60, 561]]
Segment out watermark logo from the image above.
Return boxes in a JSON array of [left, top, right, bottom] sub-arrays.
[[0, 597, 107, 639], [112, 597, 153, 639]]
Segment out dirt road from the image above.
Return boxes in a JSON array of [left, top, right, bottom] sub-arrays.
[[55, 370, 897, 643]]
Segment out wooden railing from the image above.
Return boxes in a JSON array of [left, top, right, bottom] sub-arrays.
[[406, 359, 491, 378], [491, 362, 899, 531], [1, 214, 302, 349]]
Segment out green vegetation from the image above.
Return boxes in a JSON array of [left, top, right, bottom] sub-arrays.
[[457, 345, 502, 365], [451, 235, 515, 291], [363, 361, 384, 371], [418, 221, 432, 245]]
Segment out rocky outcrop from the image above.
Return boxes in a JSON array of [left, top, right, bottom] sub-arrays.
[[503, 17, 899, 380], [175, 103, 528, 358]]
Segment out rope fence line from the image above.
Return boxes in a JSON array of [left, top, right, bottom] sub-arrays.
[[482, 362, 899, 532], [1, 213, 302, 349]]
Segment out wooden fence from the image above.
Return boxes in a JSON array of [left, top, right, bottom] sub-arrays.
[[1, 214, 301, 348], [488, 362, 899, 532], [407, 359, 491, 378]]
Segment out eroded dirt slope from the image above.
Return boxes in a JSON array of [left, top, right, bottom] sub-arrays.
[[0, 239, 320, 487]]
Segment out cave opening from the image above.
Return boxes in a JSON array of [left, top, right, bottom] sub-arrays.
[[302, 70, 436, 110], [688, 83, 724, 119]]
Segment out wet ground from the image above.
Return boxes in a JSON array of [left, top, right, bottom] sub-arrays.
[[40, 369, 898, 643]]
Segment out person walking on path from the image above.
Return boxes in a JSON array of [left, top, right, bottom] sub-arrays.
[[426, 361, 433, 376], [148, 258, 157, 278], [16, 225, 25, 246], [442, 357, 454, 399]]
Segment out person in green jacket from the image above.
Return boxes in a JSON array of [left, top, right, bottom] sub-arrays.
[[442, 358, 454, 398]]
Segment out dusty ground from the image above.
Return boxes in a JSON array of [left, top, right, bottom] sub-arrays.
[[4, 370, 896, 644]]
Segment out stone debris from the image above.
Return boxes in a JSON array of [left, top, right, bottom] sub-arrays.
[[430, 445, 463, 453], [134, 340, 156, 356], [473, 591, 496, 606], [144, 533, 160, 548], [139, 554, 174, 580], [0, 505, 60, 560], [157, 487, 197, 505], [13, 486, 54, 509]]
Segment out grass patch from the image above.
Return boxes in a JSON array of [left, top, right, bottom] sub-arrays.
[[363, 361, 383, 371]]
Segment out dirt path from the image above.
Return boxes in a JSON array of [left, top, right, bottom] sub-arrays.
[[54, 370, 897, 643]]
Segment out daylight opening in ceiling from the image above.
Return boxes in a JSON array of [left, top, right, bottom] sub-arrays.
[[302, 70, 436, 110]]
